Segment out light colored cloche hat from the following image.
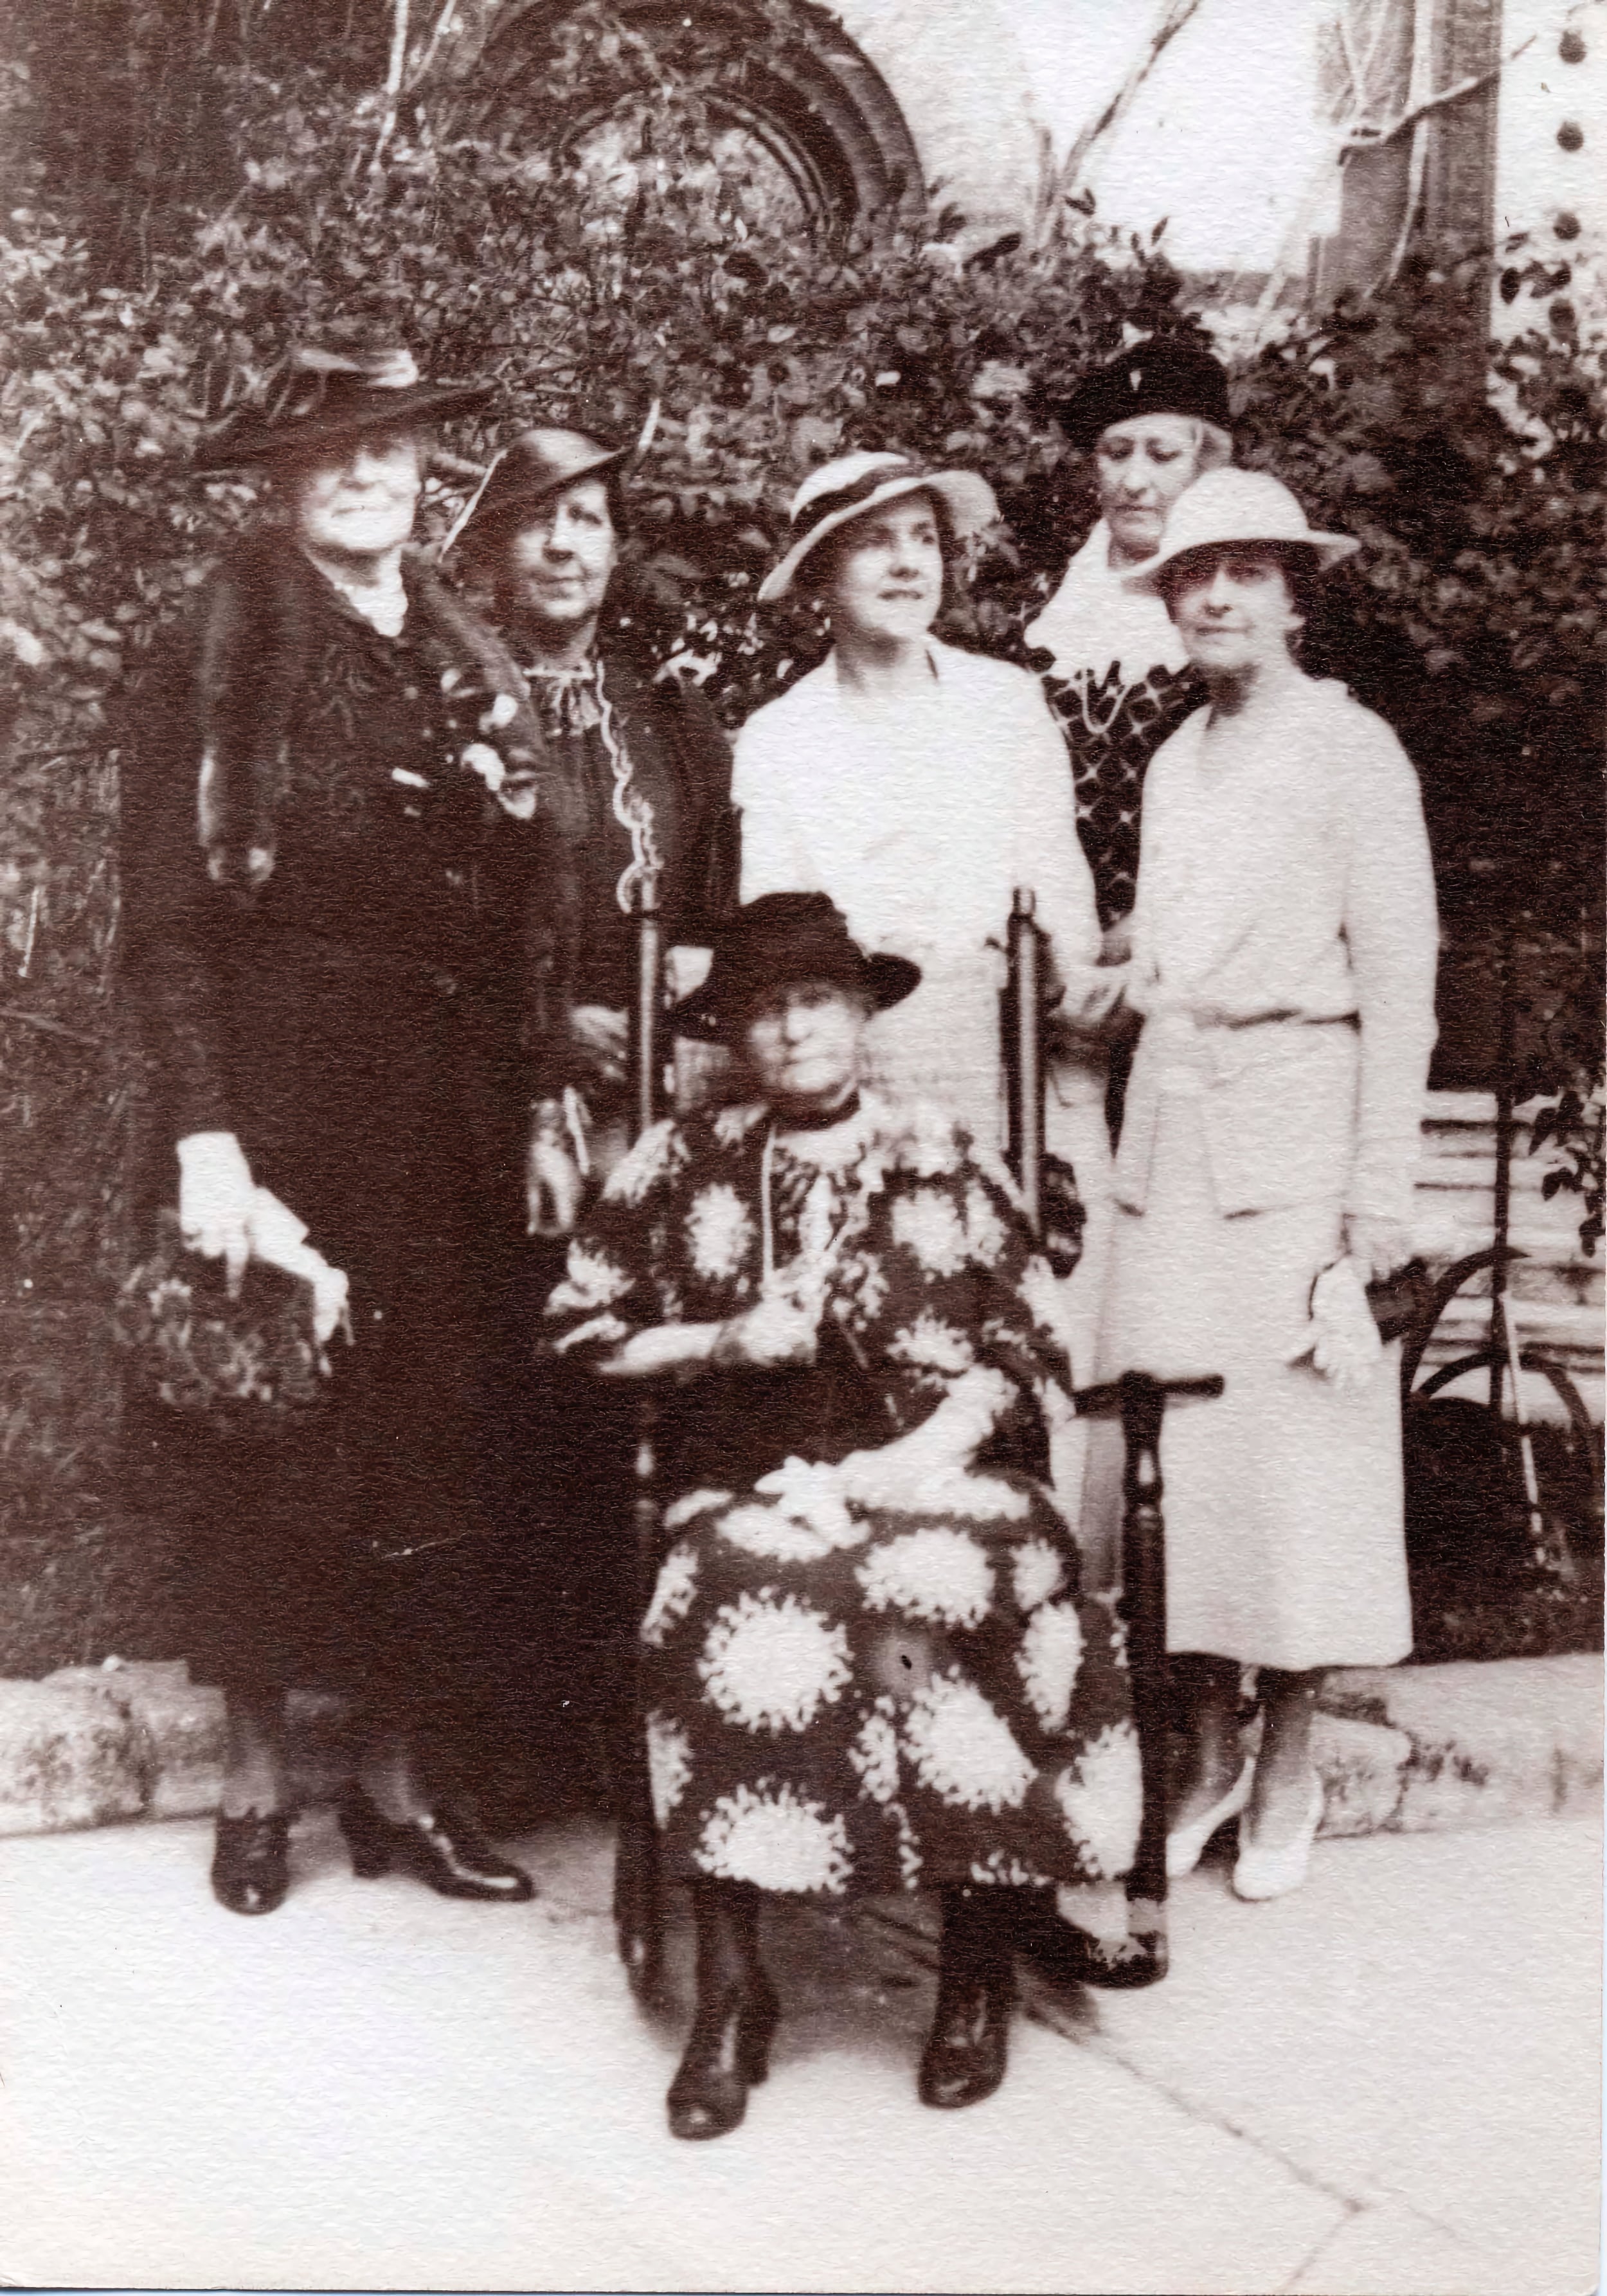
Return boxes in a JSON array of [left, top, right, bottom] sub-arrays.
[[1124, 468, 1360, 593], [758, 449, 998, 605]]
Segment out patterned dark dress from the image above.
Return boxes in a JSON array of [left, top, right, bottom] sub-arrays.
[[544, 1093, 1141, 1902], [1025, 517, 1205, 931], [1041, 659, 1204, 929], [516, 645, 735, 1022]]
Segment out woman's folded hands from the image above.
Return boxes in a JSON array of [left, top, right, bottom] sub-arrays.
[[829, 1367, 1021, 1519], [710, 1292, 819, 1370]]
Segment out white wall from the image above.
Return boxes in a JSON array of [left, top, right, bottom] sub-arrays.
[[836, 0, 1334, 272], [1492, 0, 1606, 332]]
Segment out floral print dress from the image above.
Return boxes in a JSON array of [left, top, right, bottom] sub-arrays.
[[544, 1093, 1140, 1903]]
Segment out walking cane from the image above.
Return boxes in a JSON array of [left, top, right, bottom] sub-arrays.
[[614, 874, 667, 2006], [1004, 888, 1045, 1225], [1004, 888, 1221, 1986]]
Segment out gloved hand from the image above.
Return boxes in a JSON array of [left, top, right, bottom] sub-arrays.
[[176, 1131, 254, 1298], [710, 1292, 818, 1370], [246, 1188, 350, 1349], [526, 1097, 588, 1238], [527, 1139, 586, 1239], [1343, 1214, 1412, 1286]]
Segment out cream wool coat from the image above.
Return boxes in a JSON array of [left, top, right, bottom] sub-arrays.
[[1087, 674, 1440, 1669], [733, 639, 1120, 1401]]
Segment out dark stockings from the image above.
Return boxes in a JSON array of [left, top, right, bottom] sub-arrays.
[[919, 1888, 1017, 2110], [667, 1881, 778, 2141]]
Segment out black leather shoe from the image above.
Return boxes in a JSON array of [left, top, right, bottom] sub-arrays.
[[1014, 1893, 1168, 1993], [337, 1785, 534, 1902], [667, 1979, 780, 2141], [918, 1969, 1012, 2109], [210, 1812, 291, 1915]]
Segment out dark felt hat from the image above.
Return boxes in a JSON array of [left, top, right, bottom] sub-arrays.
[[672, 893, 920, 1043], [1052, 339, 1232, 454], [193, 346, 493, 472], [442, 426, 632, 562]]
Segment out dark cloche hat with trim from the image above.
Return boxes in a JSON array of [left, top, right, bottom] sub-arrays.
[[1052, 338, 1232, 454], [442, 426, 632, 562], [672, 893, 920, 1043], [193, 345, 494, 471]]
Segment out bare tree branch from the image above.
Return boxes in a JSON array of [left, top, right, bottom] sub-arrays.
[[1057, 0, 1206, 201], [1343, 33, 1536, 155], [406, 0, 458, 92], [370, 0, 411, 174]]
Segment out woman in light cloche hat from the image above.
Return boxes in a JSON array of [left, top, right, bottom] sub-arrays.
[[1086, 465, 1439, 1903], [735, 447, 1120, 1337]]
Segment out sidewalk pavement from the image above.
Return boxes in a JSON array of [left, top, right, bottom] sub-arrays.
[[0, 1806, 1598, 2294]]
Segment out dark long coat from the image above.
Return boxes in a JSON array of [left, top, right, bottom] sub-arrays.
[[120, 536, 577, 1708]]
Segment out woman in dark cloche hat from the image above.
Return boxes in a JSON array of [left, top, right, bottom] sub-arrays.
[[120, 344, 582, 1915], [545, 894, 1142, 2139], [445, 423, 737, 1758], [448, 422, 737, 1211]]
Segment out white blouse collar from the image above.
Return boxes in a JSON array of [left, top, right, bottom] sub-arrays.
[[1024, 520, 1190, 685]]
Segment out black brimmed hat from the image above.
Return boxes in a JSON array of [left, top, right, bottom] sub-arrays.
[[193, 346, 493, 472], [1052, 339, 1232, 454], [442, 426, 630, 562], [672, 893, 920, 1043]]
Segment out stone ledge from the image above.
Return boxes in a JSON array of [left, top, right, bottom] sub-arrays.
[[1316, 1653, 1603, 1836], [0, 1664, 346, 1837], [0, 1653, 1598, 1841]]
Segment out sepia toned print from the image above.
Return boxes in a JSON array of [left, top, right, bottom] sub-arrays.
[[0, 1, 1600, 2289]]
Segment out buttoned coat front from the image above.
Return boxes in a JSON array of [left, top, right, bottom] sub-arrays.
[[1087, 674, 1440, 1668]]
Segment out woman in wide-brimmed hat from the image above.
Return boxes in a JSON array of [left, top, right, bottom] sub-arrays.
[[735, 449, 1118, 1345], [120, 345, 580, 1915], [1086, 467, 1439, 1902], [449, 424, 735, 1218], [545, 892, 1141, 2139]]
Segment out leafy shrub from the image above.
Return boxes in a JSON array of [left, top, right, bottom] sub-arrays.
[[0, 6, 1601, 1667]]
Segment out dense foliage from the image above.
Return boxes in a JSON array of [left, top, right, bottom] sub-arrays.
[[0, 5, 1601, 1667]]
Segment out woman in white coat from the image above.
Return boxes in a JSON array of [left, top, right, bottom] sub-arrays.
[[1092, 469, 1439, 1900], [733, 451, 1117, 1389]]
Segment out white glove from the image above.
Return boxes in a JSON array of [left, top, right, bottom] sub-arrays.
[[176, 1131, 254, 1298], [1284, 1257, 1384, 1392], [246, 1188, 350, 1349], [710, 1292, 818, 1370]]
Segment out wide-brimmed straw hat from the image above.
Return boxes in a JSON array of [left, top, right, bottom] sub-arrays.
[[672, 893, 920, 1043], [1052, 338, 1232, 454], [1123, 469, 1360, 593], [193, 346, 492, 471], [757, 450, 998, 605]]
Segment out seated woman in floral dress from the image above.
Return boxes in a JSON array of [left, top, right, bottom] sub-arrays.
[[544, 894, 1141, 2140]]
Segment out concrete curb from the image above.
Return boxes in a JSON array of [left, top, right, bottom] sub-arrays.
[[0, 1652, 1599, 1842]]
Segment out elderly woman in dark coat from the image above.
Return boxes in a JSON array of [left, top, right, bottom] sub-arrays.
[[446, 426, 737, 1747], [449, 424, 736, 1221], [120, 347, 581, 1915]]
